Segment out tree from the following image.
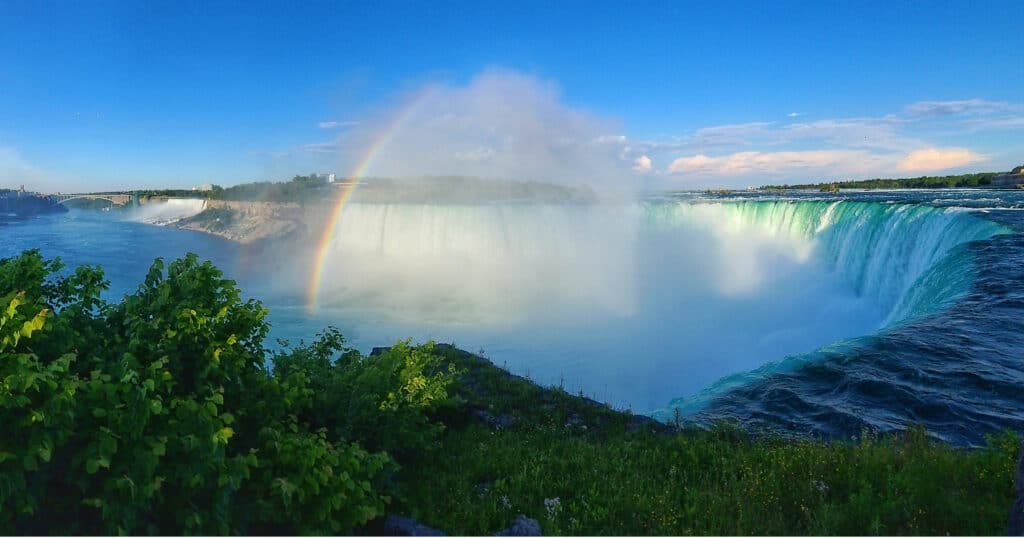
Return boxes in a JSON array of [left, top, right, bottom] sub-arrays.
[[0, 251, 399, 534]]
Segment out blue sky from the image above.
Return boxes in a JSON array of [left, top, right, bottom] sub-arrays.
[[2, 0, 1023, 191]]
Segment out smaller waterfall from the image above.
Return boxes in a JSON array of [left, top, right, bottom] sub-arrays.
[[130, 198, 207, 225]]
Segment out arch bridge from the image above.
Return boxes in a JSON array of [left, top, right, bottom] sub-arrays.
[[51, 192, 136, 206]]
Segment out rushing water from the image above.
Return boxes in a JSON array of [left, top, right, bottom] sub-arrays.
[[2, 189, 1022, 446]]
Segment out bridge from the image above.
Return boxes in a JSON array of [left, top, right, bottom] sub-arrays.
[[51, 192, 137, 206]]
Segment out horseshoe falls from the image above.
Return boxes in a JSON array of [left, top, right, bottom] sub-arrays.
[[297, 192, 1023, 445], [6, 190, 1023, 446]]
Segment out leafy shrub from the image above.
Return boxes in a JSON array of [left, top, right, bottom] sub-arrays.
[[0, 250, 400, 534], [273, 331, 460, 459]]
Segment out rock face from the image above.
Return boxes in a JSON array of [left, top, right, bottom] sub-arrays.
[[174, 199, 308, 244], [494, 515, 542, 536], [1010, 440, 1024, 536]]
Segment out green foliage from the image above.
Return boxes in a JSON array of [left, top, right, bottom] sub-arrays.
[[401, 425, 1021, 535], [0, 250, 404, 534], [208, 175, 333, 203], [1, 249, 1018, 535], [396, 352, 1023, 536], [273, 332, 459, 458]]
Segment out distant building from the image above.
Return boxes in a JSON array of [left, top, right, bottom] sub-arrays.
[[990, 164, 1024, 189], [310, 172, 337, 183], [192, 184, 213, 192]]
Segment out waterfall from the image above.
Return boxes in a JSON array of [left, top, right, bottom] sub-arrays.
[[316, 203, 638, 323], [648, 200, 1006, 327], [314, 200, 1004, 328], [130, 198, 207, 225]]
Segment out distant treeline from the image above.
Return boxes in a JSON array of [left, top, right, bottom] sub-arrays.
[[207, 175, 331, 203], [135, 188, 208, 198], [142, 175, 597, 204], [136, 176, 333, 203], [762, 172, 1000, 190]]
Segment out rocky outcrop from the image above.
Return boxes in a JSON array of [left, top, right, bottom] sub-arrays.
[[173, 199, 311, 244]]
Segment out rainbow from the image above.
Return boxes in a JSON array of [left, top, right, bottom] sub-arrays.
[[305, 89, 434, 312]]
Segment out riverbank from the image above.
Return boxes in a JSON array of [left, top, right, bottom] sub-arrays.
[[393, 344, 1023, 535]]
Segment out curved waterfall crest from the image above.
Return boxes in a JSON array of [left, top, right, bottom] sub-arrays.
[[647, 200, 1006, 326]]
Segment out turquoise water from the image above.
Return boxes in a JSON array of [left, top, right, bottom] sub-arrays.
[[3, 189, 1022, 445]]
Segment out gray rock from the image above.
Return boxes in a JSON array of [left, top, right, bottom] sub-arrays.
[[494, 413, 516, 429], [565, 413, 584, 428], [475, 481, 494, 497], [472, 408, 516, 430], [626, 413, 672, 434], [495, 515, 542, 536], [384, 515, 446, 536], [1010, 440, 1024, 536]]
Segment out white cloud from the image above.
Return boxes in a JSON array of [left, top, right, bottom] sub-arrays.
[[596, 135, 627, 144], [896, 148, 986, 172], [631, 117, 915, 158], [301, 142, 338, 154], [310, 77, 1019, 188], [633, 155, 652, 173], [780, 118, 914, 151], [962, 116, 1024, 130], [904, 99, 1017, 117], [318, 120, 360, 129], [668, 150, 891, 177], [454, 146, 495, 162]]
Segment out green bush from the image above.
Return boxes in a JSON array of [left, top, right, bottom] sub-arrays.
[[273, 331, 459, 459], [0, 250, 408, 534]]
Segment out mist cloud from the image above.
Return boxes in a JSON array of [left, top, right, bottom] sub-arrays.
[[333, 70, 638, 186]]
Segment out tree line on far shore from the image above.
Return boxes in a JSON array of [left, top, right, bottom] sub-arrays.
[[762, 172, 1000, 191]]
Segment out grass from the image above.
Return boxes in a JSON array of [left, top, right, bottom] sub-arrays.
[[389, 346, 1021, 535]]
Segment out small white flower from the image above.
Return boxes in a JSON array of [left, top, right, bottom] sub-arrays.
[[500, 494, 511, 509], [544, 497, 562, 518]]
